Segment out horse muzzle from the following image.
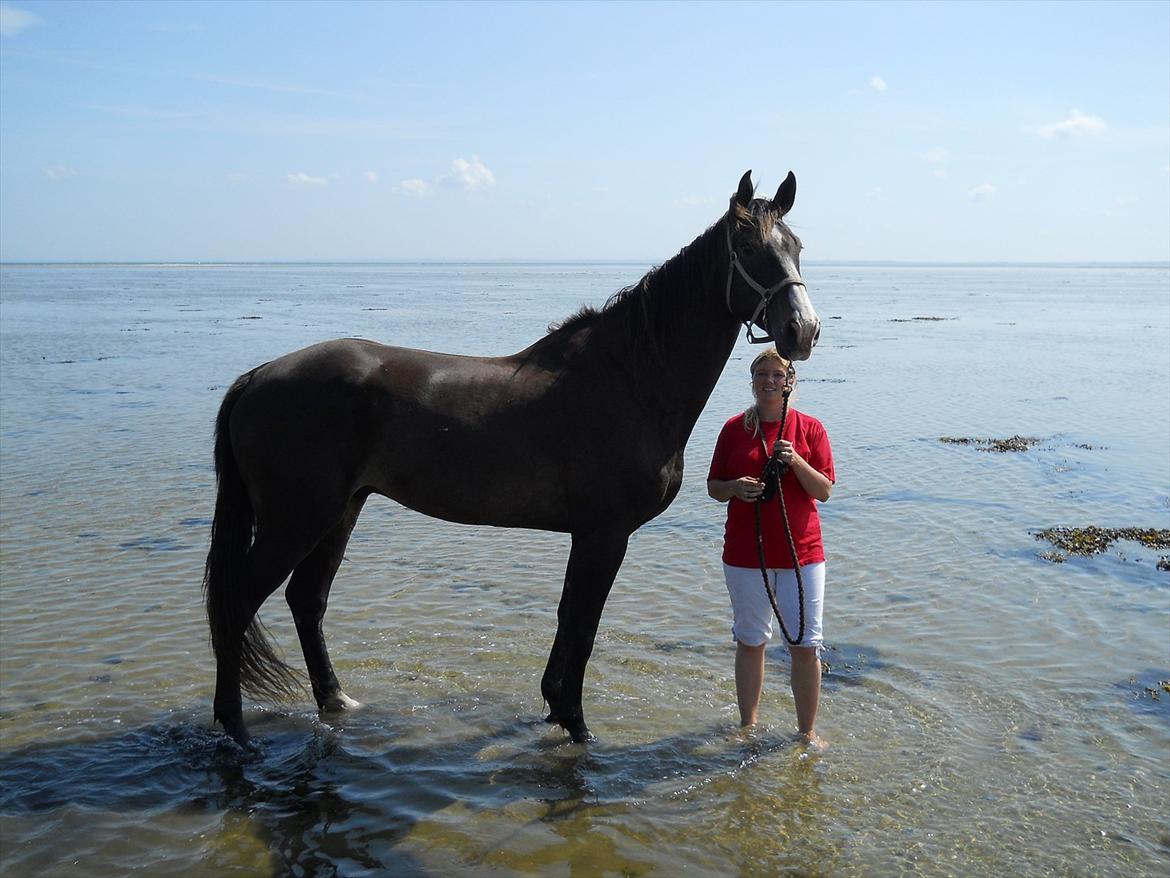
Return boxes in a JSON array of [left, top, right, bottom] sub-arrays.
[[768, 285, 820, 361]]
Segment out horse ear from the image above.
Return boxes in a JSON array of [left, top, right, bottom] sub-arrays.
[[734, 170, 754, 207], [773, 171, 797, 216]]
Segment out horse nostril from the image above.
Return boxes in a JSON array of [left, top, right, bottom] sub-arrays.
[[786, 318, 820, 350]]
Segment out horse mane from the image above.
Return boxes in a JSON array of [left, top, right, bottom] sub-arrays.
[[546, 216, 725, 347], [545, 200, 777, 356]]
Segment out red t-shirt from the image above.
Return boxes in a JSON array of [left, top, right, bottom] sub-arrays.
[[707, 409, 835, 568]]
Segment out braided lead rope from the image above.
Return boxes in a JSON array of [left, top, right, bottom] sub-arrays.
[[753, 390, 806, 646]]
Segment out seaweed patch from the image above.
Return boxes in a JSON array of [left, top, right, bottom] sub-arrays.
[[817, 642, 887, 689], [939, 435, 1042, 453], [1118, 670, 1170, 717], [1033, 526, 1170, 565]]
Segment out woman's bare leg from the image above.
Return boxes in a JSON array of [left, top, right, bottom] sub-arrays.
[[789, 645, 824, 746], [735, 641, 766, 726]]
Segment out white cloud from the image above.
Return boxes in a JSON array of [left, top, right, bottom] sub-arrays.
[[932, 169, 947, 179], [0, 4, 40, 37], [968, 183, 996, 201], [869, 75, 888, 92], [287, 171, 328, 187], [396, 178, 430, 197], [397, 156, 496, 197], [363, 170, 378, 184], [1036, 108, 1106, 139], [438, 155, 496, 190], [43, 166, 77, 181]]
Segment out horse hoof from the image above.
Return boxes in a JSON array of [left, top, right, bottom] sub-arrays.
[[320, 692, 362, 713], [545, 711, 593, 744], [217, 714, 252, 748]]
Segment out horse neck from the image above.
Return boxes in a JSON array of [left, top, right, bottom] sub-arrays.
[[600, 217, 742, 439]]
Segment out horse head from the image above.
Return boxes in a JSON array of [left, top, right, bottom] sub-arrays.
[[726, 170, 820, 361]]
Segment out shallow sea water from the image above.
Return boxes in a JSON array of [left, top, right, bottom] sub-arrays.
[[1, 261, 1168, 877]]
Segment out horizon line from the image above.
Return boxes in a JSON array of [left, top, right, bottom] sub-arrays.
[[3, 258, 1168, 269]]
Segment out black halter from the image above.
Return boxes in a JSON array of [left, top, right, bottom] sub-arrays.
[[724, 223, 808, 345]]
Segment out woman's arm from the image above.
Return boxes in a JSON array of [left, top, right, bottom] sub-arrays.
[[774, 440, 833, 502]]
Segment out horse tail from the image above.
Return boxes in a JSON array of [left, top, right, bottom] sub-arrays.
[[203, 368, 304, 703]]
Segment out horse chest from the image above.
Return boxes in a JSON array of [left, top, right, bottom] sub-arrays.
[[565, 446, 682, 531]]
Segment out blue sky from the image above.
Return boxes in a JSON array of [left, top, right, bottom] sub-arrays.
[[1, 0, 1167, 262]]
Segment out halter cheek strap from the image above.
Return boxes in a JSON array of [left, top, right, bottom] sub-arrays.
[[725, 224, 808, 345]]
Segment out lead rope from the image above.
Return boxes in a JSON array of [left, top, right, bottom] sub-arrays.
[[753, 389, 806, 646]]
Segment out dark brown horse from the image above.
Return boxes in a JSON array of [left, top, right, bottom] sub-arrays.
[[204, 170, 820, 746]]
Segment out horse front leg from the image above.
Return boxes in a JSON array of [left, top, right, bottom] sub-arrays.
[[542, 527, 630, 743]]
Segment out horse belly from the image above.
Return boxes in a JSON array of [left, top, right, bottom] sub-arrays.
[[371, 432, 572, 532]]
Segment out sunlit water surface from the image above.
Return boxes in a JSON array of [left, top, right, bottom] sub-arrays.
[[1, 261, 1168, 877]]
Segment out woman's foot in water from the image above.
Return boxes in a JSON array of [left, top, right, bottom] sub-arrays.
[[798, 732, 828, 752]]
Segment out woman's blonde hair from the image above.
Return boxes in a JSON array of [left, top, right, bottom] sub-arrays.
[[744, 348, 795, 435]]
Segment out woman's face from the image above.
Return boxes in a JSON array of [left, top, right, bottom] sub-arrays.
[[752, 361, 796, 403]]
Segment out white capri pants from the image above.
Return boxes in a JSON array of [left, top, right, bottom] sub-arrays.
[[723, 562, 825, 650]]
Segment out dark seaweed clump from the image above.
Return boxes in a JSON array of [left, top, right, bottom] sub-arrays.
[[940, 435, 1042, 453], [1119, 670, 1170, 716], [816, 642, 887, 689], [1034, 526, 1170, 568]]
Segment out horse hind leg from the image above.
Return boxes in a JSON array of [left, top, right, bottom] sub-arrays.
[[285, 492, 368, 714], [211, 531, 316, 746], [542, 527, 630, 743]]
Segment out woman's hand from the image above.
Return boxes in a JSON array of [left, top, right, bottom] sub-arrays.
[[773, 439, 803, 469], [731, 477, 764, 502], [707, 477, 764, 503]]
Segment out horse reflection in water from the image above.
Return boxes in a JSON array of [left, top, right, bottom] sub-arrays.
[[204, 170, 820, 746]]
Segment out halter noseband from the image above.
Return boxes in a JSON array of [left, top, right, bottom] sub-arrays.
[[724, 222, 808, 344]]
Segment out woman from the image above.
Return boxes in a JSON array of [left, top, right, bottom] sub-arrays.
[[707, 348, 835, 747]]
